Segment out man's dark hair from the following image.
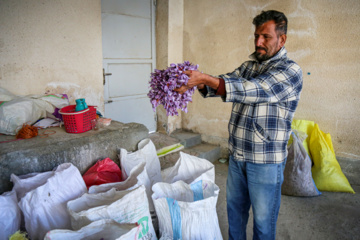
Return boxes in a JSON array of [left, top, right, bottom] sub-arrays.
[[252, 10, 288, 36]]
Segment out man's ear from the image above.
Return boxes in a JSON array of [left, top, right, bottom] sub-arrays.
[[279, 34, 287, 47]]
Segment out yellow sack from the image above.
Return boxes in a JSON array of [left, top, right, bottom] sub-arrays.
[[310, 124, 355, 193], [9, 231, 28, 240], [291, 119, 315, 159]]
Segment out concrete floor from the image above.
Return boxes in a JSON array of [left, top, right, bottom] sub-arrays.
[[151, 132, 360, 240], [213, 160, 360, 240]]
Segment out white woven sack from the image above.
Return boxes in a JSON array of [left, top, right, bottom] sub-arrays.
[[152, 180, 222, 240], [0, 87, 17, 101], [89, 162, 150, 195], [119, 138, 161, 186], [11, 171, 54, 201], [67, 185, 156, 240], [161, 152, 215, 184], [119, 138, 161, 213], [11, 171, 54, 232], [0, 97, 54, 135], [44, 219, 141, 240], [88, 162, 155, 215], [0, 190, 21, 240], [18, 163, 87, 240]]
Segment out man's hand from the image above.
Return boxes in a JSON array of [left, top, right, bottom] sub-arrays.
[[174, 70, 220, 94], [174, 70, 205, 94]]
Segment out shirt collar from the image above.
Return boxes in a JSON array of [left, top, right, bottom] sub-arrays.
[[249, 46, 287, 63]]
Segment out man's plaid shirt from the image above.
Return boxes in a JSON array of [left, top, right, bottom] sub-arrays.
[[201, 47, 303, 164]]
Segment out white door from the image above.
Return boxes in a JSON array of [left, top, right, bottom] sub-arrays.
[[102, 0, 156, 132]]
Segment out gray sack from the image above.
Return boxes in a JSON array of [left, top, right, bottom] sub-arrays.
[[282, 132, 321, 197]]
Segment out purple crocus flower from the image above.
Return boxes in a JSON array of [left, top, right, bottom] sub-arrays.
[[147, 61, 199, 116]]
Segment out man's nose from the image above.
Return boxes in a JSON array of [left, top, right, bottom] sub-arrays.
[[255, 36, 263, 47]]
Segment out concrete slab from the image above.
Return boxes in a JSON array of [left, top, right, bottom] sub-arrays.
[[0, 121, 149, 193], [170, 129, 202, 148], [149, 132, 180, 150], [149, 131, 221, 168], [149, 132, 181, 170], [183, 143, 221, 163]]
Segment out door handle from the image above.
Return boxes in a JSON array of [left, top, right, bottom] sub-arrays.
[[103, 68, 112, 85], [105, 100, 113, 104]]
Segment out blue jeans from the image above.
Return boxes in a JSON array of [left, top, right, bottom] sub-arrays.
[[226, 155, 286, 240]]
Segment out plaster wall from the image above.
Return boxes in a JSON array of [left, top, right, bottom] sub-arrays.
[[167, 0, 184, 134], [155, 0, 184, 134], [181, 0, 360, 160], [0, 0, 104, 113], [155, 0, 169, 133]]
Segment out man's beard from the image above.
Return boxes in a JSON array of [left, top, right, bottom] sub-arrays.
[[254, 47, 272, 62]]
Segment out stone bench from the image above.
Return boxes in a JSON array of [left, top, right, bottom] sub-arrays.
[[0, 121, 149, 194]]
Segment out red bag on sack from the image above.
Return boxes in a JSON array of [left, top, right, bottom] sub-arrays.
[[83, 158, 122, 189]]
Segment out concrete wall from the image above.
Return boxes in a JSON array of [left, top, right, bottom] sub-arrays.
[[1, 0, 358, 160], [155, 0, 169, 133], [0, 0, 104, 113], [155, 0, 184, 134], [176, 0, 360, 160]]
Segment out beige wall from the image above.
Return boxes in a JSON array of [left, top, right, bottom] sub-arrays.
[[1, 0, 358, 160], [177, 0, 360, 159], [0, 0, 104, 113], [155, 0, 169, 133], [155, 0, 185, 134]]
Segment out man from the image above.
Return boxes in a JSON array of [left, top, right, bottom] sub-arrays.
[[175, 10, 303, 240]]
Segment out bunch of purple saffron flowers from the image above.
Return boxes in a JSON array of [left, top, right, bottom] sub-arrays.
[[148, 61, 199, 116]]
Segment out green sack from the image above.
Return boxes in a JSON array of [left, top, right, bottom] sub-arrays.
[[310, 124, 355, 193]]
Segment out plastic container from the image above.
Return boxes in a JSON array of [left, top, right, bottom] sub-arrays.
[[59, 105, 96, 133], [75, 98, 88, 112]]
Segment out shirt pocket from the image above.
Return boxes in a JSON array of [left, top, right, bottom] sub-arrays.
[[252, 121, 271, 143]]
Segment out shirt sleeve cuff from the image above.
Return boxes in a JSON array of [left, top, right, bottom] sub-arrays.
[[198, 86, 208, 96], [216, 78, 226, 96]]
